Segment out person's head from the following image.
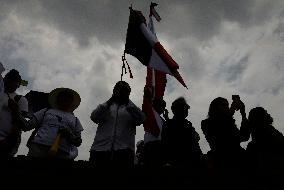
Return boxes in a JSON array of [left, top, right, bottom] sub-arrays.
[[153, 98, 166, 115], [4, 69, 22, 93], [112, 81, 131, 105], [208, 97, 230, 118], [171, 97, 190, 119], [49, 88, 81, 112], [248, 107, 273, 126]]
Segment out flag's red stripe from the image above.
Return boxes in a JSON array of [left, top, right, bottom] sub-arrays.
[[142, 98, 160, 137], [172, 70, 188, 88], [143, 68, 161, 137], [153, 42, 179, 71], [154, 42, 187, 88], [154, 70, 167, 99]]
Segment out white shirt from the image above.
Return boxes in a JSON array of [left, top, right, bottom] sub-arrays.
[[28, 108, 83, 153], [0, 92, 28, 140], [144, 110, 164, 143], [90, 101, 145, 152]]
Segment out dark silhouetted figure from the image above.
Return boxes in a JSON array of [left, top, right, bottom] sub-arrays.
[[90, 81, 145, 169], [0, 69, 28, 158], [162, 97, 203, 171], [201, 96, 250, 189], [144, 98, 167, 168], [246, 107, 284, 186], [22, 88, 83, 160]]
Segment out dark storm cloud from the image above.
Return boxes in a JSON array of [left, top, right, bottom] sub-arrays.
[[0, 33, 33, 86], [153, 0, 278, 40], [2, 0, 282, 46], [1, 0, 284, 160]]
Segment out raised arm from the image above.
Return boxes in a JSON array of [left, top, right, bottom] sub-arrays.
[[126, 101, 146, 126], [90, 103, 110, 124], [238, 101, 251, 142], [20, 108, 47, 132]]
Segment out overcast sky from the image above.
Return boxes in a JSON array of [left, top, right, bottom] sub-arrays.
[[1, 0, 284, 160]]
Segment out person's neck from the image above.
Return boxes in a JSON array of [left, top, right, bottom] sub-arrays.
[[173, 115, 186, 121], [114, 100, 129, 106]]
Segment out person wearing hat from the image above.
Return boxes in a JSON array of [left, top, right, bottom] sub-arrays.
[[22, 88, 83, 160], [161, 97, 203, 170], [90, 81, 145, 168], [0, 69, 29, 157]]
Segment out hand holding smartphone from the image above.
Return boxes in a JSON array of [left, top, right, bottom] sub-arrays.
[[232, 95, 240, 111]]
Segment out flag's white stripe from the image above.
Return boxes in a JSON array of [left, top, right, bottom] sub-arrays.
[[140, 23, 158, 47], [149, 49, 172, 74], [148, 16, 157, 38], [148, 16, 156, 99], [147, 16, 171, 74]]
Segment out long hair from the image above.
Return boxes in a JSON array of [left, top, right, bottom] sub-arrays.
[[208, 97, 228, 118], [248, 107, 273, 125]]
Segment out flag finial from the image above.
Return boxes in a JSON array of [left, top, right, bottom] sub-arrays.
[[150, 2, 161, 21]]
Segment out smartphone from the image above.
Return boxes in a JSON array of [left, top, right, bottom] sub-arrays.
[[232, 95, 240, 111], [232, 95, 240, 102]]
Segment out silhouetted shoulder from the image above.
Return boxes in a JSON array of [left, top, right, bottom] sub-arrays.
[[185, 119, 193, 127], [201, 119, 210, 133]]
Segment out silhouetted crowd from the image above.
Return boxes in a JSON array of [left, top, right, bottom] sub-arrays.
[[1, 65, 284, 188]]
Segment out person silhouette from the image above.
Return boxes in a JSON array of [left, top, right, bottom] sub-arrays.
[[246, 107, 284, 175], [22, 88, 83, 160], [201, 96, 250, 187], [0, 69, 29, 158], [90, 81, 145, 169], [144, 98, 167, 168], [162, 97, 203, 170]]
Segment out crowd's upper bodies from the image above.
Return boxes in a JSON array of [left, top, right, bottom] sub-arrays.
[[1, 67, 284, 172]]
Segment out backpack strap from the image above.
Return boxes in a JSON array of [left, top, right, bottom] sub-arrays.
[[26, 108, 49, 148]]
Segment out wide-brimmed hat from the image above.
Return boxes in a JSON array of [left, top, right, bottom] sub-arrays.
[[48, 88, 81, 111]]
